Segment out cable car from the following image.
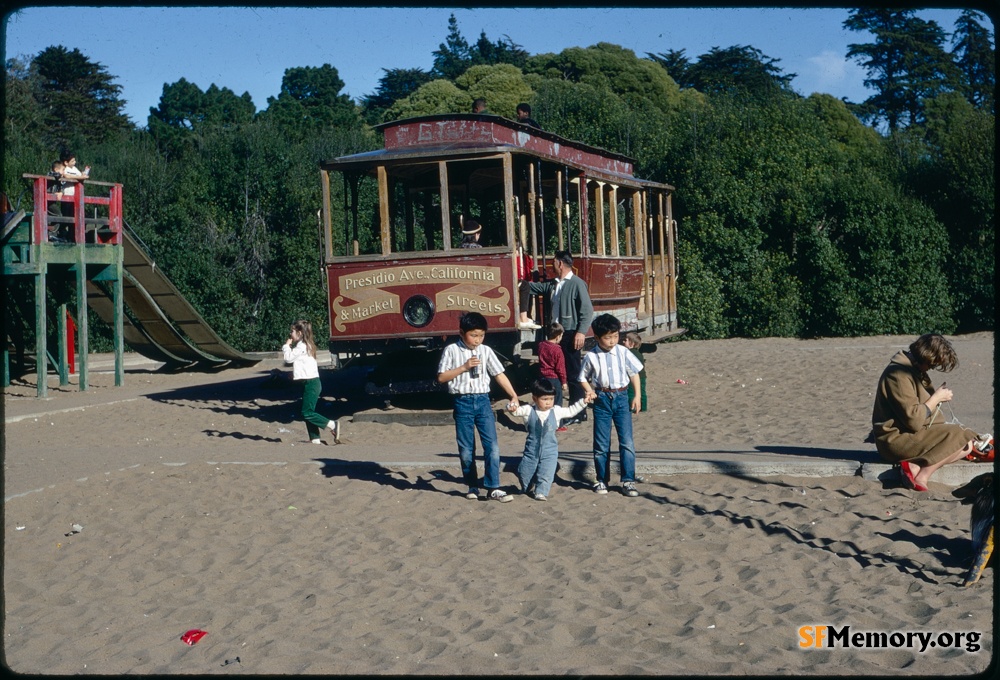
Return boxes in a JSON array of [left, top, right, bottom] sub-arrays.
[[319, 113, 682, 395]]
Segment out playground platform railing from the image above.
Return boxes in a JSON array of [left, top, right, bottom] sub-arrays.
[[24, 174, 124, 246]]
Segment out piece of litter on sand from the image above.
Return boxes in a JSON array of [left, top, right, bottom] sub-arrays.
[[221, 657, 241, 667], [707, 624, 716, 629], [64, 524, 83, 536], [16, 526, 26, 531], [180, 629, 208, 645], [288, 506, 297, 510], [278, 428, 292, 433], [676, 379, 688, 384]]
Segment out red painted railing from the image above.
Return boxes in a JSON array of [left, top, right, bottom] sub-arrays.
[[26, 174, 123, 246]]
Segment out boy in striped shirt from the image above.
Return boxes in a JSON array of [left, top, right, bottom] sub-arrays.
[[437, 312, 521, 502], [579, 314, 644, 497]]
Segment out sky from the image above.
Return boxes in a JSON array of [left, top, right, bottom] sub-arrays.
[[2, 6, 982, 127]]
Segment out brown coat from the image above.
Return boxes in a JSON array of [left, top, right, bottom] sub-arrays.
[[871, 351, 977, 466]]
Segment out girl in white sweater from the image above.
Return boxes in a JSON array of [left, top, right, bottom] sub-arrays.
[[282, 320, 340, 444]]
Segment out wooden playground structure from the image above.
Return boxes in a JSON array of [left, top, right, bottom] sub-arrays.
[[3, 175, 258, 398], [3, 175, 125, 397]]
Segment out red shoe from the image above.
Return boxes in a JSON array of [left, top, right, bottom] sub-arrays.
[[556, 426, 568, 432], [900, 461, 928, 492]]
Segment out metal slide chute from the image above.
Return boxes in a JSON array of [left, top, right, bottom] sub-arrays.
[[85, 226, 260, 368]]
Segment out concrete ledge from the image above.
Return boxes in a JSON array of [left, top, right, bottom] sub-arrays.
[[861, 462, 991, 488], [632, 459, 862, 478], [317, 458, 991, 488], [353, 409, 455, 426]]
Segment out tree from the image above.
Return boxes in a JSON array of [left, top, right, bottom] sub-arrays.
[[386, 79, 470, 120], [431, 14, 471, 80], [262, 64, 362, 138], [646, 49, 691, 86], [919, 92, 994, 330], [4, 56, 46, 141], [678, 45, 795, 97], [525, 43, 683, 113], [3, 57, 50, 204], [471, 32, 529, 69], [148, 78, 255, 157], [32, 45, 131, 148], [361, 67, 433, 124], [952, 9, 995, 113], [454, 64, 534, 119], [845, 9, 959, 130], [149, 78, 254, 129]]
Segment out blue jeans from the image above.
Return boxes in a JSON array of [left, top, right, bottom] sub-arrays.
[[453, 393, 501, 489], [518, 444, 559, 497], [592, 390, 635, 484]]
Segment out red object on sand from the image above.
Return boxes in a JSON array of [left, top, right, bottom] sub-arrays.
[[676, 379, 688, 384], [181, 629, 208, 645]]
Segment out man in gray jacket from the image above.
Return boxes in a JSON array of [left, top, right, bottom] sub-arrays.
[[524, 250, 594, 421]]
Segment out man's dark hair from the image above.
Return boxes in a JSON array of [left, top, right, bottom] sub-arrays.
[[553, 250, 573, 267], [472, 98, 487, 113], [516, 102, 532, 115], [459, 311, 488, 333], [531, 378, 557, 398], [591, 313, 621, 337]]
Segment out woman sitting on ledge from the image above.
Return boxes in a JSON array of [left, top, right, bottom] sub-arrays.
[[871, 333, 991, 491]]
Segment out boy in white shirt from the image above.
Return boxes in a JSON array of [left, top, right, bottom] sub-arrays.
[[437, 312, 521, 502], [579, 314, 643, 497]]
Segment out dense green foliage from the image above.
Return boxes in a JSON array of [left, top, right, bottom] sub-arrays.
[[32, 45, 131, 149], [845, 9, 963, 131], [3, 14, 993, 353]]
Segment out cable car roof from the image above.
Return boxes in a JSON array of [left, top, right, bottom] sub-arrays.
[[321, 114, 673, 190]]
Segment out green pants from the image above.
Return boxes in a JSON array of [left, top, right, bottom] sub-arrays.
[[627, 370, 648, 412], [300, 377, 331, 439]]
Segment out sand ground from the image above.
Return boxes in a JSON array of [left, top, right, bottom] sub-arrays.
[[2, 333, 994, 674]]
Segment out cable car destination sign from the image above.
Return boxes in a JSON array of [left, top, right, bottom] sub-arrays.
[[331, 263, 511, 331]]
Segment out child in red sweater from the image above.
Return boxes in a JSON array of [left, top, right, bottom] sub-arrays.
[[538, 322, 567, 412]]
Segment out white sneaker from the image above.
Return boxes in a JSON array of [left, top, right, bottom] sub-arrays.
[[974, 433, 993, 453], [466, 487, 479, 500], [310, 438, 323, 444], [518, 321, 542, 330], [593, 482, 608, 494], [329, 419, 342, 444], [489, 489, 513, 503], [533, 494, 547, 502]]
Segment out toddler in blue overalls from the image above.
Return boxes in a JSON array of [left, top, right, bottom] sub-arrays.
[[507, 379, 594, 501]]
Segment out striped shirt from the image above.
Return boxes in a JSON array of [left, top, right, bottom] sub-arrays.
[[579, 344, 643, 390], [438, 340, 506, 395]]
